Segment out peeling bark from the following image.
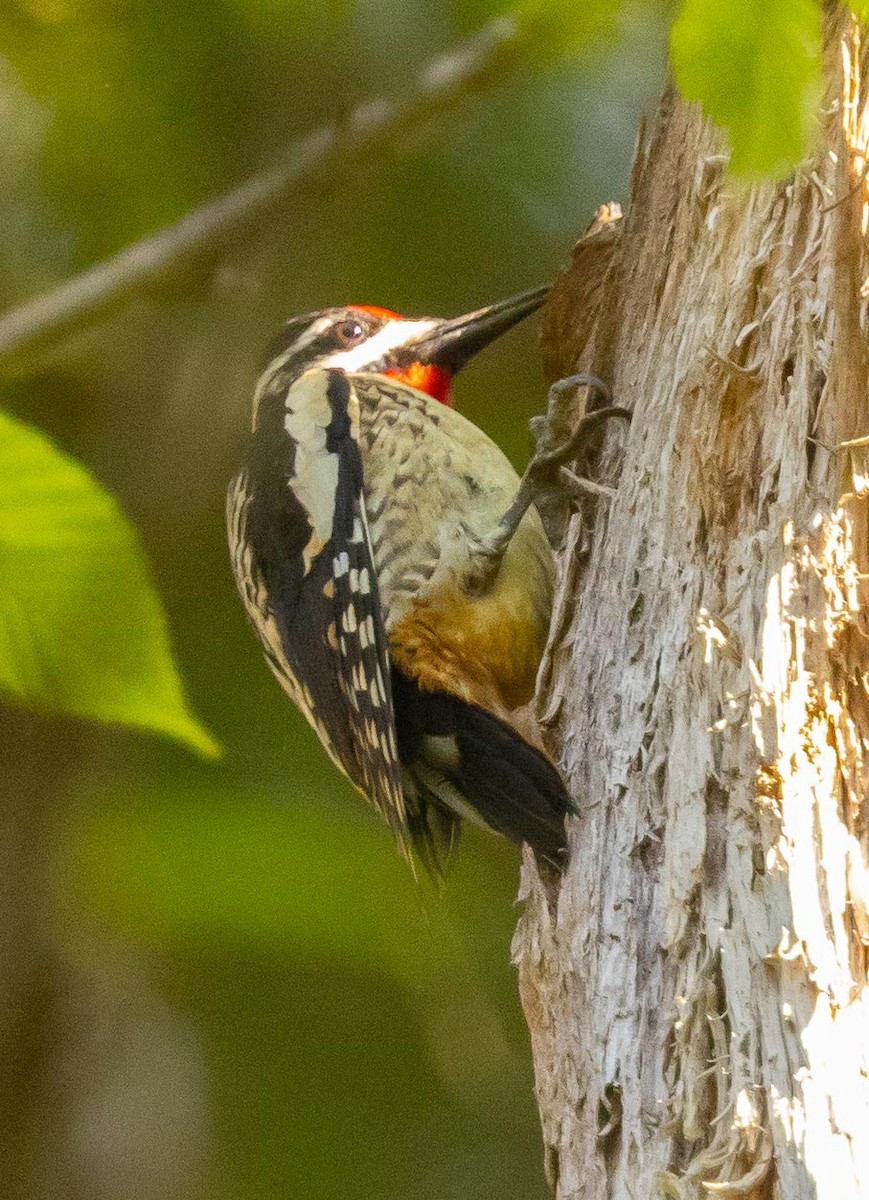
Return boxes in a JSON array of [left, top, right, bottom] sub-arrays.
[[515, 12, 869, 1199]]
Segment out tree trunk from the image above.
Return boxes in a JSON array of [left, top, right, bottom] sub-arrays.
[[514, 9, 869, 1199]]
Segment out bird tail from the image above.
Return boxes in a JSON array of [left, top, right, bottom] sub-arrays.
[[392, 669, 574, 873]]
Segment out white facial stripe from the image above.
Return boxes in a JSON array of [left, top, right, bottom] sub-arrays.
[[283, 372, 340, 575], [319, 318, 438, 372]]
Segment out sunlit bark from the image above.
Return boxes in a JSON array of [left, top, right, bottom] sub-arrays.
[[515, 11, 869, 1198]]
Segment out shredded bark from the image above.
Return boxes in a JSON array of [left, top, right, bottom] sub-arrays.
[[516, 11, 869, 1199]]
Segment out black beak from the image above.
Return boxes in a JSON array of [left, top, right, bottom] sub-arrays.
[[408, 284, 550, 373]]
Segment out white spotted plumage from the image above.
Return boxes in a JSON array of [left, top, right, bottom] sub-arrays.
[[228, 365, 409, 849]]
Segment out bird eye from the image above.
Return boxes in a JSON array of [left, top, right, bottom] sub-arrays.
[[335, 318, 364, 346]]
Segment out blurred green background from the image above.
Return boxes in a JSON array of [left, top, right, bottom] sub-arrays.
[[0, 2, 667, 1196]]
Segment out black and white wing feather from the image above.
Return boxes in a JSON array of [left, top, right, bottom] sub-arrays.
[[228, 367, 408, 849]]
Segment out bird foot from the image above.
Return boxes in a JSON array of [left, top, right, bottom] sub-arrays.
[[464, 375, 629, 594], [527, 373, 630, 546]]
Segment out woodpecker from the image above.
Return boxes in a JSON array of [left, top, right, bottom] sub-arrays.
[[228, 286, 580, 872]]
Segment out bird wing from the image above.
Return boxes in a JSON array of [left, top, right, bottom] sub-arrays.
[[345, 370, 570, 870], [228, 367, 408, 848]]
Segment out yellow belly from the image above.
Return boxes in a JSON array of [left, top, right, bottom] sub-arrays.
[[387, 517, 553, 715], [351, 370, 556, 715]]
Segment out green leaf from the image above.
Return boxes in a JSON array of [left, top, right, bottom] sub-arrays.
[[847, 2, 869, 24], [670, 0, 822, 177], [0, 409, 219, 757]]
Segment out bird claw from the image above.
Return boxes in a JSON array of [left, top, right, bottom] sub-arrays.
[[524, 374, 629, 548], [558, 466, 618, 501], [464, 374, 628, 591], [528, 373, 615, 457]]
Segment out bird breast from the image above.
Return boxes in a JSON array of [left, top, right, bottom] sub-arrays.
[[351, 372, 555, 714]]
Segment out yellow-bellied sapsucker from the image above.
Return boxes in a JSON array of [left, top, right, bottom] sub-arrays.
[[227, 287, 580, 872]]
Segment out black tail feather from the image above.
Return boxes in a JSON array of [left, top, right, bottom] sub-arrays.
[[401, 775, 461, 880], [392, 668, 574, 871]]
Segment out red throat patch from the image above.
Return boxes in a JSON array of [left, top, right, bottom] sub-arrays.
[[348, 306, 454, 405], [384, 362, 454, 407]]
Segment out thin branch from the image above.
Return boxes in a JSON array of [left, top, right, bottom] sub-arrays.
[[0, 16, 521, 368]]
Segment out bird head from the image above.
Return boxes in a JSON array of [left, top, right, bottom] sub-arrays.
[[254, 284, 549, 417]]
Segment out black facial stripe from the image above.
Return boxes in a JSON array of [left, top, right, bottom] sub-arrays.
[[261, 318, 331, 374], [252, 306, 397, 437], [263, 307, 387, 375], [325, 370, 352, 452]]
